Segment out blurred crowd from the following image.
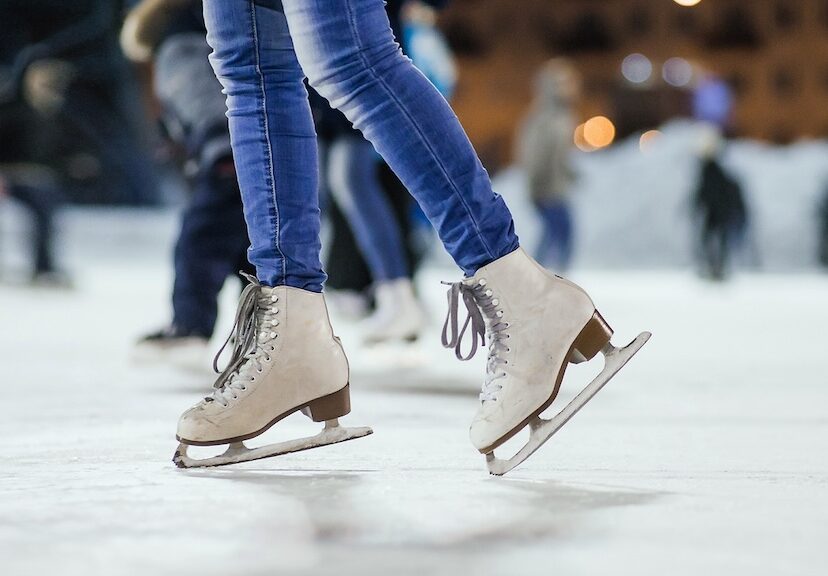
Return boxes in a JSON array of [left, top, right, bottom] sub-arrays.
[[1, 0, 827, 314]]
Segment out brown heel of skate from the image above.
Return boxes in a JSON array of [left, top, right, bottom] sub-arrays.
[[306, 384, 352, 422], [569, 311, 614, 364]]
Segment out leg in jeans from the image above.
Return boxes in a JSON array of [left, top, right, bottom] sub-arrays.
[[172, 160, 252, 337], [327, 135, 408, 281], [204, 0, 518, 284], [203, 0, 324, 290], [535, 200, 573, 271], [178, 0, 646, 470]]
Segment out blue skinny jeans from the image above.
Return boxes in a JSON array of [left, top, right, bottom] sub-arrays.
[[535, 199, 574, 272], [203, 0, 518, 291]]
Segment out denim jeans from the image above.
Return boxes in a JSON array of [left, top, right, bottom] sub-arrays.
[[535, 199, 573, 272], [203, 0, 518, 290], [327, 135, 408, 281], [173, 160, 253, 336]]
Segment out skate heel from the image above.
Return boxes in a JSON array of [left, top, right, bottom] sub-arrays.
[[570, 311, 613, 364], [306, 384, 352, 422]]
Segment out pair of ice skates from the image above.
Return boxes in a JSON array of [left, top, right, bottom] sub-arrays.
[[174, 248, 650, 475]]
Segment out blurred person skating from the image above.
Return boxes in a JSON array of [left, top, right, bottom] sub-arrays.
[[315, 0, 453, 345], [324, 128, 423, 344], [818, 184, 828, 268], [173, 0, 649, 473], [0, 168, 69, 287], [693, 131, 747, 281], [123, 0, 253, 367], [311, 84, 423, 344], [0, 45, 71, 286], [518, 60, 579, 272]]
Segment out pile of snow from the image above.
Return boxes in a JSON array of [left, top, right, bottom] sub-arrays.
[[492, 121, 828, 271]]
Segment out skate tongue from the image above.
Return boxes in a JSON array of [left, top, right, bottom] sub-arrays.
[[441, 282, 486, 361]]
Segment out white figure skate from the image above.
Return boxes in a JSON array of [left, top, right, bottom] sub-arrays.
[[442, 248, 650, 476], [362, 278, 423, 344], [173, 276, 372, 469]]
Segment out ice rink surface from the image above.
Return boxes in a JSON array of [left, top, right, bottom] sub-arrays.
[[1, 210, 827, 576]]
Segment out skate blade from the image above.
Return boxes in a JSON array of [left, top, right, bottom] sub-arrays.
[[486, 331, 651, 476], [173, 419, 373, 469]]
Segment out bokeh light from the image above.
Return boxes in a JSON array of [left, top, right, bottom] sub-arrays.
[[662, 57, 694, 87], [621, 53, 653, 84], [573, 123, 592, 152], [639, 129, 663, 152], [581, 116, 616, 150], [673, 0, 702, 6]]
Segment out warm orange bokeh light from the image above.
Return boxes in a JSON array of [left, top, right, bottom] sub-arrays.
[[582, 116, 616, 149]]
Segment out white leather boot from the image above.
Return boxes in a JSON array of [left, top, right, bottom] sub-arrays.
[[442, 248, 619, 454], [174, 277, 372, 467], [362, 278, 423, 344]]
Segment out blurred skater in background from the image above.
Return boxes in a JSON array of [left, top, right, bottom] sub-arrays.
[[517, 59, 579, 272], [318, 0, 454, 345], [692, 129, 748, 281], [0, 64, 69, 286], [0, 167, 67, 286], [122, 0, 254, 366], [818, 184, 828, 269], [313, 86, 426, 344]]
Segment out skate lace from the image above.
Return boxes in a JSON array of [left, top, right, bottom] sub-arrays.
[[441, 279, 510, 402], [206, 273, 280, 407]]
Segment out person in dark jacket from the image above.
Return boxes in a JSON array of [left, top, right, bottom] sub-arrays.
[[693, 133, 747, 281]]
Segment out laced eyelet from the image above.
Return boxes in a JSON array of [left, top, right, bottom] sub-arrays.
[[240, 386, 246, 391], [269, 332, 277, 338], [269, 345, 275, 351], [256, 368, 263, 373], [264, 355, 271, 362]]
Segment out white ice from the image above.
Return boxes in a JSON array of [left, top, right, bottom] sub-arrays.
[[2, 201, 827, 575]]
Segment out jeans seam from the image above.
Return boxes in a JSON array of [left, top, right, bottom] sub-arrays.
[[340, 0, 495, 262], [250, 0, 286, 283]]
